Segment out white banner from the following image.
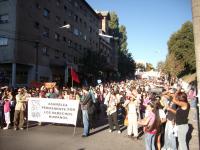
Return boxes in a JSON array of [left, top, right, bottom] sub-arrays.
[[28, 98, 80, 125]]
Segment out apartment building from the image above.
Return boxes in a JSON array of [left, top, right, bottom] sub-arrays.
[[0, 0, 100, 86], [97, 11, 118, 77]]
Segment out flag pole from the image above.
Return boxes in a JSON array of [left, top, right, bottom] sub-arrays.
[[71, 66, 73, 88]]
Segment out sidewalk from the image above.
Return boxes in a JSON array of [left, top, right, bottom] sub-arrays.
[[188, 107, 199, 150]]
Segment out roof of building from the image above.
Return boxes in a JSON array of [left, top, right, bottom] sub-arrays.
[[82, 0, 100, 19], [95, 10, 110, 19]]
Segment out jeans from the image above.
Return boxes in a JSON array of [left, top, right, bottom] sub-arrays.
[[177, 124, 188, 150], [145, 132, 156, 150], [0, 109, 3, 127], [163, 121, 177, 150], [82, 109, 89, 136], [189, 98, 197, 109], [108, 111, 120, 131]]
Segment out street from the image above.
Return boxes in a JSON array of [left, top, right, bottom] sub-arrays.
[[0, 114, 199, 150], [0, 123, 145, 150]]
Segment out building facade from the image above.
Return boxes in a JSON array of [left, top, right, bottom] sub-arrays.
[[97, 11, 118, 80], [0, 0, 101, 86]]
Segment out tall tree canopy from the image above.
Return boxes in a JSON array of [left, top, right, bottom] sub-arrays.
[[109, 12, 119, 38], [164, 21, 195, 77], [119, 25, 128, 53], [109, 12, 136, 79]]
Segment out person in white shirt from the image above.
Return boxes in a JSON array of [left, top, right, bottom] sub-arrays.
[[123, 93, 139, 139]]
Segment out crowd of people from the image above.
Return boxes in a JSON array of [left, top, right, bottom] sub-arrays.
[[0, 78, 197, 150]]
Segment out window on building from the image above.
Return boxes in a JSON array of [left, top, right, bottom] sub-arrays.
[[83, 35, 87, 41], [74, 43, 77, 50], [68, 10, 72, 17], [79, 31, 82, 37], [68, 40, 72, 47], [63, 52, 66, 58], [64, 5, 67, 11], [0, 14, 8, 24], [34, 21, 40, 29], [43, 8, 50, 18], [55, 16, 60, 22], [16, 71, 28, 84], [73, 28, 79, 36], [74, 56, 78, 64], [42, 47, 49, 56], [0, 37, 8, 46], [89, 26, 92, 33], [84, 21, 87, 28], [42, 27, 49, 38], [63, 36, 66, 42], [55, 49, 59, 59], [56, 0, 60, 6], [40, 76, 49, 82], [74, 2, 78, 7], [79, 18, 82, 23], [35, 2, 40, 9], [54, 33, 60, 41], [74, 15, 78, 22]]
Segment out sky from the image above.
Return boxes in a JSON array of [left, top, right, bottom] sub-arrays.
[[86, 0, 192, 67]]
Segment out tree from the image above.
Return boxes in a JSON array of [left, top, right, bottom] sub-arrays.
[[119, 25, 128, 53], [146, 63, 154, 71], [118, 51, 136, 78], [164, 21, 195, 77], [109, 12, 119, 37], [82, 50, 107, 79], [136, 62, 145, 72], [156, 61, 165, 71], [164, 53, 184, 77], [108, 12, 136, 79]]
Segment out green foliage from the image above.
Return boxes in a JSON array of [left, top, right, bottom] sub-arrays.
[[118, 51, 136, 78], [82, 50, 107, 77], [109, 12, 120, 37], [108, 12, 136, 79], [164, 21, 195, 77], [156, 61, 165, 71], [136, 62, 146, 71], [119, 25, 128, 52], [146, 63, 154, 71], [164, 53, 184, 77]]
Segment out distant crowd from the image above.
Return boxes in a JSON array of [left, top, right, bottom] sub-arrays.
[[0, 78, 197, 150]]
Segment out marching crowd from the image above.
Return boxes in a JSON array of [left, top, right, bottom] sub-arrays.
[[0, 78, 197, 150]]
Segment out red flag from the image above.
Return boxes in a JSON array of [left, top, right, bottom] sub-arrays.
[[71, 68, 80, 83]]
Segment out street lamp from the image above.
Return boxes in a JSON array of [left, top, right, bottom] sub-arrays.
[[59, 24, 71, 29]]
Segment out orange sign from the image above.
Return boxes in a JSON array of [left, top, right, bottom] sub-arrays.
[[44, 82, 56, 89]]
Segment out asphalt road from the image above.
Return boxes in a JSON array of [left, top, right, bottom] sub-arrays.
[[0, 109, 199, 150], [0, 123, 145, 150]]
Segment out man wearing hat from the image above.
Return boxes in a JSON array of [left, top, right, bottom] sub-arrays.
[[13, 88, 28, 130]]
